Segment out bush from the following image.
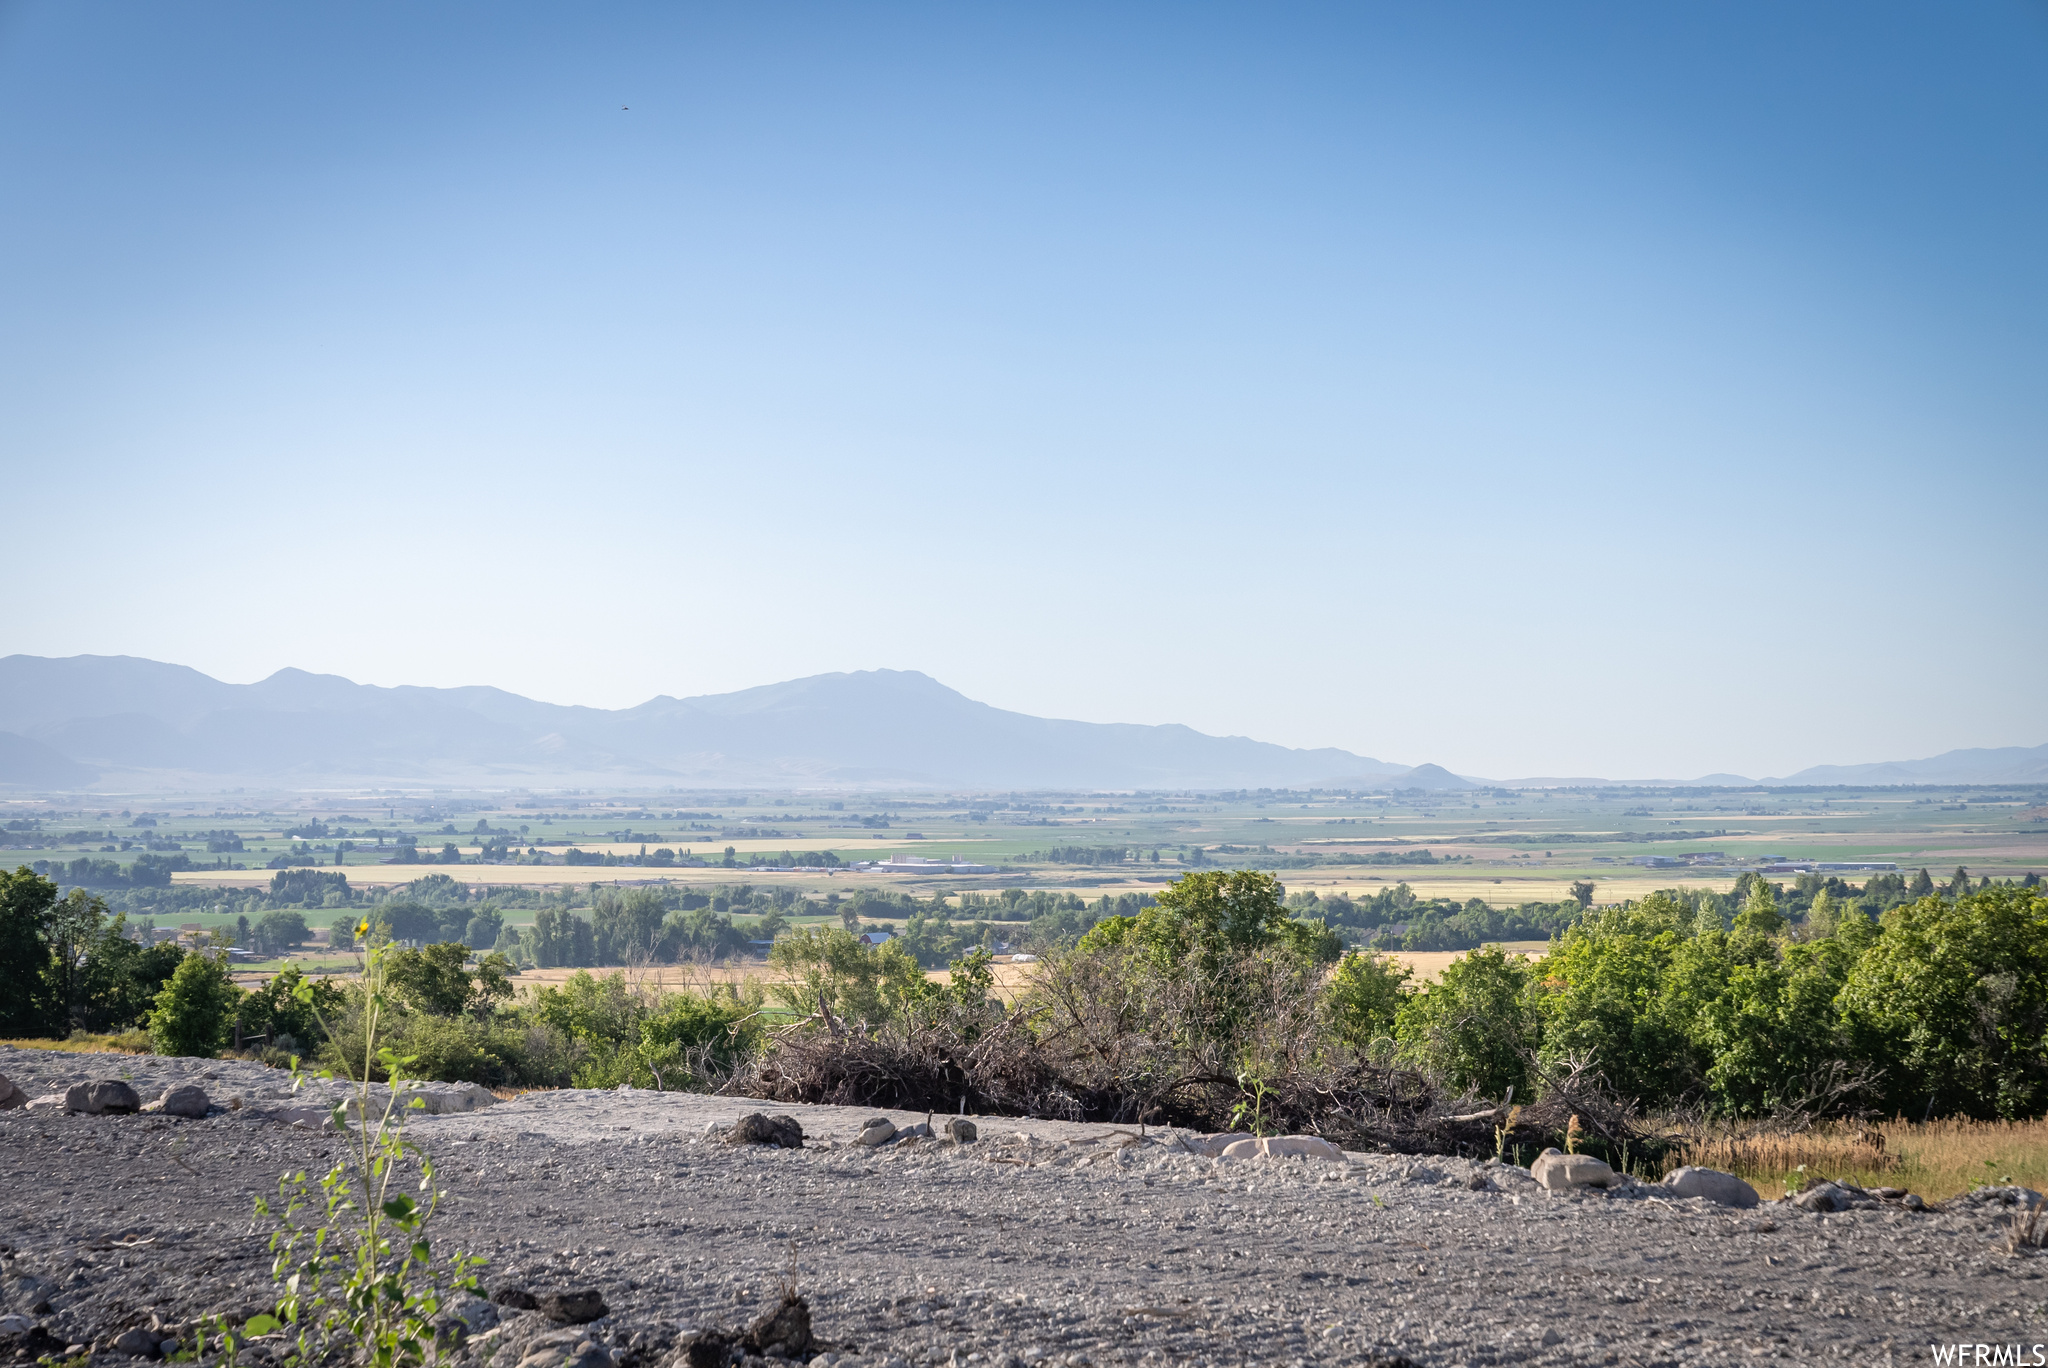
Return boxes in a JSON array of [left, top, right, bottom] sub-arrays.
[[1326, 950, 1410, 1049], [148, 952, 241, 1057], [1395, 944, 1538, 1100], [319, 1000, 566, 1087]]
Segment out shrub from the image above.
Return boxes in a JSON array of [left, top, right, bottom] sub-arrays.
[[148, 952, 241, 1057], [1395, 944, 1538, 1099]]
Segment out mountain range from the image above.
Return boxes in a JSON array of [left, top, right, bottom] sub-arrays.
[[0, 655, 2038, 793], [0, 654, 1461, 792]]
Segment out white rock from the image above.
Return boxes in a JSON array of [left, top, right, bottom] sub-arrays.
[[1530, 1147, 1615, 1191], [1662, 1166, 1760, 1208], [857, 1119, 898, 1147], [1219, 1135, 1345, 1161], [1185, 1133, 1254, 1158]]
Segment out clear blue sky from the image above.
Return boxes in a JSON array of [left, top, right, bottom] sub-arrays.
[[3, 2, 2043, 780]]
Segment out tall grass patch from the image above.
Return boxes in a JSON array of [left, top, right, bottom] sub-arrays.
[[1669, 1116, 2048, 1202]]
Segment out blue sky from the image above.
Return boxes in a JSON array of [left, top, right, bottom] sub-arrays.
[[3, 2, 2043, 780]]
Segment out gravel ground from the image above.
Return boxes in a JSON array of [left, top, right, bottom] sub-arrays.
[[3, 1047, 2046, 1367]]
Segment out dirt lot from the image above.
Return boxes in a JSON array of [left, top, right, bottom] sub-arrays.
[[3, 1047, 2044, 1367]]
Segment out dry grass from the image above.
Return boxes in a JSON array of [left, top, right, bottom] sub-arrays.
[[1384, 941, 1550, 983], [1667, 1116, 2048, 1203], [0, 1030, 154, 1055]]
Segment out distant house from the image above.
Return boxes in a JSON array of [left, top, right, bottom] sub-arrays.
[[858, 930, 894, 946], [867, 855, 996, 874]]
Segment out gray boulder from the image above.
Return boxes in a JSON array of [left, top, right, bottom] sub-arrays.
[[157, 1085, 209, 1119], [108, 1327, 161, 1358], [856, 1118, 897, 1147], [1663, 1166, 1760, 1208], [65, 1080, 141, 1115], [1530, 1147, 1616, 1191], [944, 1117, 978, 1144], [0, 1073, 22, 1111]]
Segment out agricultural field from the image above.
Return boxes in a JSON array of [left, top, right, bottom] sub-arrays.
[[4, 782, 2040, 892], [5, 782, 2042, 960]]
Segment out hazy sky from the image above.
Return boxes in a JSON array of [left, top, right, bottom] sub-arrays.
[[4, 3, 2044, 780]]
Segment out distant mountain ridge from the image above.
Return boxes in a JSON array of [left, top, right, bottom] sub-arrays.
[[0, 655, 2035, 793], [0, 654, 1463, 792], [1771, 744, 2048, 787]]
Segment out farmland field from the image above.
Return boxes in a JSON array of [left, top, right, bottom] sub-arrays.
[[6, 781, 2041, 966]]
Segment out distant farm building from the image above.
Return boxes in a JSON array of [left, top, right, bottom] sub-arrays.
[[865, 855, 996, 874]]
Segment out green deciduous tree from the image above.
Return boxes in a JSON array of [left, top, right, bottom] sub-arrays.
[[148, 952, 243, 1057], [1838, 885, 2048, 1119], [1690, 937, 1855, 1114], [1532, 896, 1696, 1105], [1733, 878, 1784, 937], [1324, 950, 1411, 1050], [1395, 944, 1538, 1099], [0, 867, 57, 1035], [767, 924, 926, 1025]]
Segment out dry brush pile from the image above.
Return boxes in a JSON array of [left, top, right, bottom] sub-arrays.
[[727, 871, 1661, 1161]]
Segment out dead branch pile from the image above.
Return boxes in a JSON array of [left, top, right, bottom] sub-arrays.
[[726, 1011, 1084, 1120], [727, 942, 1681, 1159]]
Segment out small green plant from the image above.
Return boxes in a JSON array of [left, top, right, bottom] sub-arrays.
[[1228, 1067, 1273, 1136], [252, 927, 483, 1368]]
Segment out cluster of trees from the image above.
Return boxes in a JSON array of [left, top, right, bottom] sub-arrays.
[[491, 884, 806, 969], [1027, 846, 1157, 866], [235, 910, 311, 956], [28, 853, 213, 888], [334, 895, 505, 954], [1281, 882, 1584, 947], [1362, 878, 2048, 1119], [1180, 846, 1455, 872], [0, 867, 342, 1057], [1, 868, 190, 1039]]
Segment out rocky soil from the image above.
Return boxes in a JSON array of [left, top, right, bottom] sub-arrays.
[[3, 1047, 2046, 1366]]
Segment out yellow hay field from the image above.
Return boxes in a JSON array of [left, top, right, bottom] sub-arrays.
[[1380, 941, 1551, 982]]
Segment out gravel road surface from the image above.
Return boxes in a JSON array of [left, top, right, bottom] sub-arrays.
[[3, 1048, 2044, 1367]]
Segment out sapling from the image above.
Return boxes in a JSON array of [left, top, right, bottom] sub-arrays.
[[244, 926, 484, 1368]]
